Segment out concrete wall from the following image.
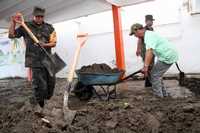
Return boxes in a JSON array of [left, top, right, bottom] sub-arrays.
[[54, 0, 200, 78]]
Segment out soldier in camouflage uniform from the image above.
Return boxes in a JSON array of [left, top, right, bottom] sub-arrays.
[[135, 15, 155, 87], [8, 7, 57, 110]]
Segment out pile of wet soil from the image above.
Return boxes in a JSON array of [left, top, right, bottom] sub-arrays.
[[1, 78, 200, 133], [77, 63, 119, 73], [183, 77, 200, 96], [159, 100, 200, 133]]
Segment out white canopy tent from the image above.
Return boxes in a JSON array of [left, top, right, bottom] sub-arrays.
[[0, 0, 153, 28], [0, 0, 200, 79]]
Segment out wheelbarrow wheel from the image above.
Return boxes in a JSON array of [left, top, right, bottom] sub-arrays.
[[73, 82, 94, 101]]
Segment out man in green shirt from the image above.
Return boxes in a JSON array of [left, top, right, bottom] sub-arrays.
[[129, 23, 178, 97], [135, 15, 155, 88]]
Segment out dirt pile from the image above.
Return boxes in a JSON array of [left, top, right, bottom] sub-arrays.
[[159, 101, 200, 133], [71, 102, 151, 133], [77, 63, 119, 73], [183, 77, 200, 95], [1, 78, 200, 133]]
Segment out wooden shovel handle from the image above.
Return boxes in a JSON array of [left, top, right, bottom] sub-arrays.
[[15, 13, 39, 44], [67, 33, 88, 82], [77, 33, 88, 38], [21, 23, 39, 44]]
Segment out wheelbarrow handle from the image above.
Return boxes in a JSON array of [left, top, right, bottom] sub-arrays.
[[120, 69, 142, 82]]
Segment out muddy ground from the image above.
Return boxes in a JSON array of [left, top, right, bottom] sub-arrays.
[[0, 77, 200, 133]]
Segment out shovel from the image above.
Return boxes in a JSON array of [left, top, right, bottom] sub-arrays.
[[63, 33, 88, 125], [14, 13, 66, 76], [175, 62, 185, 86]]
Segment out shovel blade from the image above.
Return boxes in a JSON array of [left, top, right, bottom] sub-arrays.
[[63, 108, 76, 125], [63, 85, 77, 125], [52, 53, 66, 73], [179, 72, 185, 86], [42, 53, 66, 76], [42, 56, 55, 77]]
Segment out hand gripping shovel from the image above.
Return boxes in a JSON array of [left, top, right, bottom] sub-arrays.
[[63, 33, 88, 125], [15, 13, 66, 76]]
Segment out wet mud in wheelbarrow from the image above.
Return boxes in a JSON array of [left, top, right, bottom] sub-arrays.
[[73, 64, 141, 101]]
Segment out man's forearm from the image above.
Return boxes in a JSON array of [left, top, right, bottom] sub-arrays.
[[144, 49, 153, 67], [43, 42, 56, 48], [137, 38, 142, 50], [43, 31, 56, 48], [8, 20, 16, 38], [136, 38, 142, 56]]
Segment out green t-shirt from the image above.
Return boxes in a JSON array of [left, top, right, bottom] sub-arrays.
[[144, 31, 178, 64]]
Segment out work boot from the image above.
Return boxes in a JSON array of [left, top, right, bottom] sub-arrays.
[[38, 100, 45, 108], [162, 88, 170, 97], [29, 96, 37, 106], [34, 104, 44, 118], [145, 77, 152, 87]]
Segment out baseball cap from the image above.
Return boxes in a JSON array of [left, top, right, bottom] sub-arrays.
[[129, 23, 143, 36]]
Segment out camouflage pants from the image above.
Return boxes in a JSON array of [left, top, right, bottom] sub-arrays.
[[32, 67, 56, 104], [150, 60, 172, 97]]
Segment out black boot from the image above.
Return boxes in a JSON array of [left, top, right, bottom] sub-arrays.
[[38, 100, 45, 108], [29, 96, 37, 105], [145, 77, 152, 87]]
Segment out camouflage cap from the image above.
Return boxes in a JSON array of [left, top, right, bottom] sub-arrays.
[[129, 23, 143, 36], [32, 6, 45, 16], [145, 15, 155, 21]]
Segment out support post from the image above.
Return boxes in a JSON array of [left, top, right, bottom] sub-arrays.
[[112, 5, 125, 71]]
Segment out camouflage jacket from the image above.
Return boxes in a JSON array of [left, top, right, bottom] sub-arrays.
[[10, 21, 55, 67]]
